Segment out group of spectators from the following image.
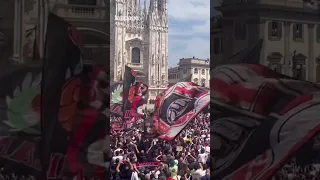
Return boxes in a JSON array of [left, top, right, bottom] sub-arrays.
[[272, 159, 320, 180], [110, 113, 210, 180], [271, 135, 320, 180]]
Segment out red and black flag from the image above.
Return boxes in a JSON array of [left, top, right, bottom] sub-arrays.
[[32, 35, 40, 61], [210, 64, 320, 179], [122, 65, 136, 120], [41, 12, 83, 179], [152, 82, 210, 141], [130, 82, 148, 119]]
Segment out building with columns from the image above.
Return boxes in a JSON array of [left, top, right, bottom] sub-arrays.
[[211, 16, 223, 67], [213, 0, 320, 82], [110, 0, 169, 101], [168, 57, 210, 88], [0, 0, 109, 67]]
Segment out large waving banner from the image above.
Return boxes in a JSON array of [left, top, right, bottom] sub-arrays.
[[0, 13, 109, 180], [210, 64, 320, 180], [153, 82, 210, 141]]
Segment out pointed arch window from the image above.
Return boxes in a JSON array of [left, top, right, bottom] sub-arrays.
[[132, 47, 140, 64]]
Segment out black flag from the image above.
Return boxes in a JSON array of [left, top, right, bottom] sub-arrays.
[[41, 12, 83, 178], [122, 66, 136, 121]]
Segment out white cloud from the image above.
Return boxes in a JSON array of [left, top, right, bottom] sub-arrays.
[[168, 0, 210, 22], [167, 0, 210, 66], [143, 0, 210, 66]]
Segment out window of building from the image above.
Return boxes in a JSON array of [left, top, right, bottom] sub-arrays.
[[194, 68, 198, 74], [268, 21, 282, 40], [132, 47, 140, 64], [235, 22, 247, 40], [293, 24, 303, 41], [202, 69, 205, 75], [68, 0, 96, 14], [68, 0, 96, 5], [213, 38, 221, 54]]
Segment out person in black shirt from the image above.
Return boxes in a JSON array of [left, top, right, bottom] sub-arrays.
[[111, 158, 120, 180], [116, 160, 133, 180]]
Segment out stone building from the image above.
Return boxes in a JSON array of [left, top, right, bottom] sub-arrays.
[[0, 0, 109, 67], [110, 0, 169, 101], [168, 57, 210, 88], [213, 0, 320, 82]]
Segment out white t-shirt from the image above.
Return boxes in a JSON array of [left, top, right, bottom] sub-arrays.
[[205, 146, 210, 153], [112, 155, 123, 163], [191, 173, 201, 180], [198, 153, 208, 164], [114, 148, 123, 156], [153, 170, 161, 179]]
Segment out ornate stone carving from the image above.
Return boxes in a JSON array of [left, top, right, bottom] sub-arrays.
[[112, 0, 168, 97]]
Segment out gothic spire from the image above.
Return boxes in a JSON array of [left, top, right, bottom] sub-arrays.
[[149, 0, 158, 12]]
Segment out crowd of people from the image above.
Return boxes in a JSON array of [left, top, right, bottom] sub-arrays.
[[110, 113, 210, 180], [271, 135, 320, 180], [272, 159, 320, 180]]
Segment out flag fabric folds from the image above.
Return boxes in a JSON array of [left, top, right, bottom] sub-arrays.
[[210, 64, 320, 180], [153, 82, 210, 141], [42, 13, 109, 180], [112, 66, 148, 130], [122, 66, 136, 120], [41, 12, 83, 179], [0, 13, 109, 180], [0, 63, 43, 179], [131, 81, 148, 119]]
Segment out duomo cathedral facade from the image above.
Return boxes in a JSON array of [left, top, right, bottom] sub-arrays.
[[110, 0, 169, 100]]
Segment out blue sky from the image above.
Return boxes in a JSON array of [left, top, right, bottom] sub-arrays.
[[165, 0, 210, 67]]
